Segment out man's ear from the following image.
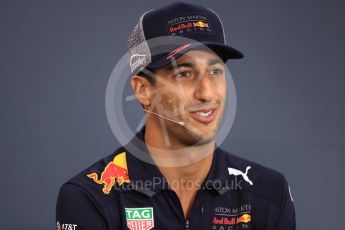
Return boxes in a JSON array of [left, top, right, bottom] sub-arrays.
[[130, 75, 152, 108]]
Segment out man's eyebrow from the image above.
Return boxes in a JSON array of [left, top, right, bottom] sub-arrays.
[[165, 62, 195, 71], [165, 58, 223, 72], [208, 58, 224, 66]]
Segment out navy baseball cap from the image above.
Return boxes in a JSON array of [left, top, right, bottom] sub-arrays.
[[128, 2, 243, 75]]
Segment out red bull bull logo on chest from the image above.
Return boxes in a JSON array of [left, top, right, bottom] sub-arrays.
[[87, 152, 130, 194]]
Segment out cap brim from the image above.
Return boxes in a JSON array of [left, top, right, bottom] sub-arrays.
[[145, 42, 243, 70]]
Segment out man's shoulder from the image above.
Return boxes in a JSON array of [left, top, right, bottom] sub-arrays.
[[60, 146, 128, 204], [220, 149, 290, 208]]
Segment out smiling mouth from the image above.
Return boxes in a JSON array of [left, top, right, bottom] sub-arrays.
[[189, 108, 218, 124]]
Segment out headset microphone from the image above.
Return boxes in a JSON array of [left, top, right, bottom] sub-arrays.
[[143, 109, 185, 126]]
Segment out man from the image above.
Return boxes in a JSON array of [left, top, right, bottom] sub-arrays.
[[56, 2, 295, 230]]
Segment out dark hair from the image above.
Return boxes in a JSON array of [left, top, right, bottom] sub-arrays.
[[134, 69, 157, 109], [137, 68, 156, 85]]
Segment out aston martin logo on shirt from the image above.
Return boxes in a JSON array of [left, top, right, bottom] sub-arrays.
[[212, 205, 252, 229]]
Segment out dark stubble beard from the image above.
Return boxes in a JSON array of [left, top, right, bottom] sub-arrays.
[[166, 122, 218, 147]]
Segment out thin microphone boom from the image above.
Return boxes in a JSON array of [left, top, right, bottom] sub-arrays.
[[143, 109, 185, 126]]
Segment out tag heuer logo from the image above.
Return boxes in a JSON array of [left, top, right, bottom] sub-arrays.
[[125, 207, 154, 230]]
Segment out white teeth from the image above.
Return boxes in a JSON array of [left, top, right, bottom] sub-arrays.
[[195, 110, 213, 117]]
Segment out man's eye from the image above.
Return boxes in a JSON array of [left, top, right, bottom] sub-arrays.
[[175, 71, 193, 79], [210, 68, 223, 76]]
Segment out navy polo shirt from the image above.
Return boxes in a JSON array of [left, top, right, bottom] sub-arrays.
[[56, 126, 296, 230]]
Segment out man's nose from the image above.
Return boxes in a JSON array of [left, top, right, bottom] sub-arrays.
[[193, 72, 214, 101]]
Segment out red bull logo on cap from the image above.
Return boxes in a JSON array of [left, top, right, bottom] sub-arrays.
[[166, 14, 213, 36], [193, 21, 209, 28], [87, 152, 130, 194], [237, 214, 251, 223]]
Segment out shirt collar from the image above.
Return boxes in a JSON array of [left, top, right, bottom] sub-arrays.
[[124, 126, 232, 196]]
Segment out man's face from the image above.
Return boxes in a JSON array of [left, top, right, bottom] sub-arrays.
[[147, 48, 227, 146]]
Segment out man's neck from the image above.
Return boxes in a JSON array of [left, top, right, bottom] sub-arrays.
[[144, 121, 215, 219]]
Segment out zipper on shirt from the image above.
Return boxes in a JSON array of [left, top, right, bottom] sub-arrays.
[[185, 219, 190, 230]]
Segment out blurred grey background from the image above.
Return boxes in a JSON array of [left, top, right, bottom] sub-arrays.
[[1, 0, 344, 229]]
